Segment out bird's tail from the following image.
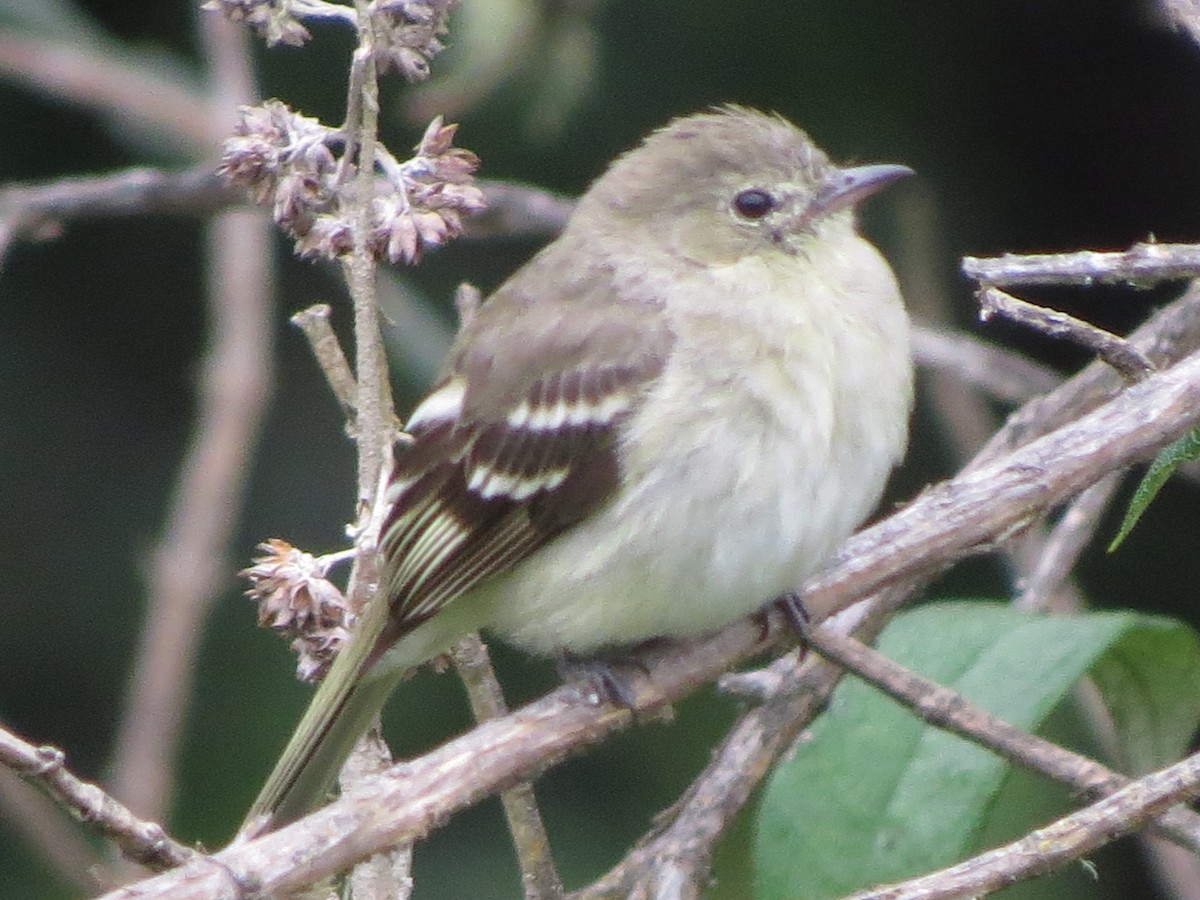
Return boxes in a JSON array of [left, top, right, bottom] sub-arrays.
[[239, 595, 409, 837]]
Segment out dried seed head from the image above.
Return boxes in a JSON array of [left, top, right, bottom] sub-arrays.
[[219, 101, 484, 264], [203, 0, 311, 48], [241, 539, 352, 682], [374, 0, 457, 80]]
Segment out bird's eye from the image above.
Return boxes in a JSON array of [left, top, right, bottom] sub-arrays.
[[733, 188, 776, 219]]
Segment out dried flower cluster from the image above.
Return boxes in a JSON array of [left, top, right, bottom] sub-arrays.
[[218, 101, 485, 263], [241, 539, 352, 682], [373, 0, 456, 80], [202, 0, 312, 48], [372, 116, 485, 263], [205, 0, 456, 78]]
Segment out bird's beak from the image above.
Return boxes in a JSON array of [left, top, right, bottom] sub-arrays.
[[808, 163, 914, 217]]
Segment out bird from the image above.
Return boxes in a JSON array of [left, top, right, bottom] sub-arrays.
[[242, 105, 914, 835]]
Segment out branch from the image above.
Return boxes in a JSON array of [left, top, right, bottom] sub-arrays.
[[0, 31, 210, 154], [846, 749, 1200, 900], [339, 729, 412, 900], [911, 326, 1061, 406], [0, 721, 194, 872], [1015, 472, 1122, 612], [798, 624, 1200, 852], [965, 283, 1200, 470], [963, 242, 1200, 286], [576, 590, 913, 900], [291, 303, 360, 421], [0, 165, 567, 269], [99, 332, 1200, 897], [452, 636, 564, 900], [344, 27, 392, 509], [0, 770, 105, 893], [0, 166, 237, 266], [323, 4, 408, 893], [107, 16, 271, 825], [978, 286, 1155, 382]]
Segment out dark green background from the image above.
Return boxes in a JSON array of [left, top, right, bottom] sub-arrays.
[[2, 0, 1200, 897]]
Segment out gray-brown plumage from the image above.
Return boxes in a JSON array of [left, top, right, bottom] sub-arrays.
[[243, 106, 913, 835]]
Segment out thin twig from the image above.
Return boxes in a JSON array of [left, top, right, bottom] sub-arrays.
[[0, 722, 194, 871], [330, 7, 405, 896], [0, 166, 236, 267], [845, 749, 1200, 900], [341, 15, 389, 521], [291, 304, 359, 418], [0, 32, 210, 155], [799, 624, 1200, 852], [978, 286, 1155, 382], [108, 16, 271, 825], [452, 636, 564, 900], [963, 242, 1200, 286], [344, 43, 391, 506], [0, 166, 568, 268], [910, 327, 1061, 406], [1015, 472, 1123, 612], [966, 283, 1200, 472]]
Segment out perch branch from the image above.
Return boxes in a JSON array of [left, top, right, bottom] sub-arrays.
[[99, 336, 1200, 899], [575, 283, 1200, 895]]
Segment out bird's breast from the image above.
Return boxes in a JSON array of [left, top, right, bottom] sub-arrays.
[[482, 245, 912, 653]]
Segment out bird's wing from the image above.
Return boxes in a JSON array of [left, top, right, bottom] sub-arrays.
[[373, 289, 672, 657], [243, 282, 672, 834]]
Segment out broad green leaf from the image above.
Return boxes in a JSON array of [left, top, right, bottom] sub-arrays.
[[1088, 615, 1200, 774], [1109, 425, 1200, 551], [753, 602, 1200, 900]]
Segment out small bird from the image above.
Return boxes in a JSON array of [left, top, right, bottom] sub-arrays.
[[244, 106, 914, 834]]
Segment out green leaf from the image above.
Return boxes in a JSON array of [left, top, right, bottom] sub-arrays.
[[753, 602, 1200, 900], [1109, 425, 1200, 551], [1088, 616, 1200, 774]]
